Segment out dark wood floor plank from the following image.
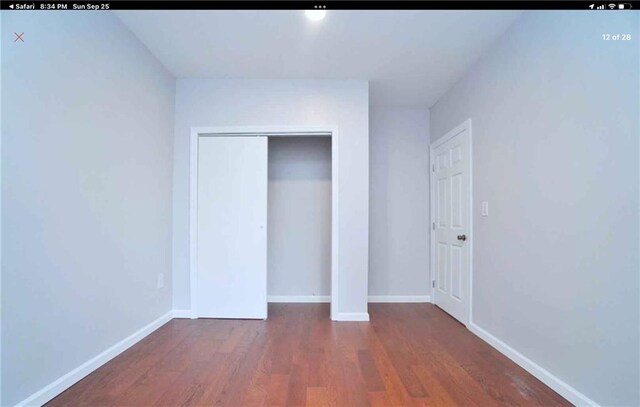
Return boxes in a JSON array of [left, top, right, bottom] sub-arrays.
[[285, 360, 309, 407], [188, 347, 252, 405], [411, 364, 460, 406], [46, 304, 573, 407], [306, 387, 330, 407], [306, 351, 327, 388], [323, 346, 351, 406], [115, 370, 182, 406], [242, 340, 271, 407], [366, 332, 415, 407], [214, 332, 270, 406], [357, 350, 385, 392], [267, 374, 290, 407]]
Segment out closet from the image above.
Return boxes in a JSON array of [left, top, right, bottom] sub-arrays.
[[195, 135, 331, 319]]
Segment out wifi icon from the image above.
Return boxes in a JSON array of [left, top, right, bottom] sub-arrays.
[[608, 3, 616, 8]]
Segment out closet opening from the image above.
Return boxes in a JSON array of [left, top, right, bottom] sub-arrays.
[[267, 137, 332, 309]]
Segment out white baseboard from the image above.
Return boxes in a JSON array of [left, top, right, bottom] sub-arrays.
[[368, 295, 431, 303], [15, 311, 173, 407], [267, 295, 330, 303], [267, 295, 432, 304], [172, 309, 192, 318], [468, 322, 598, 407], [333, 312, 370, 322]]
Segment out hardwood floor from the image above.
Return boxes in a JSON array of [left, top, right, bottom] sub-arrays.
[[47, 304, 571, 406]]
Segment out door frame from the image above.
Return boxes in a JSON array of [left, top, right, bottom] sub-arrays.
[[429, 119, 473, 326], [189, 125, 340, 321]]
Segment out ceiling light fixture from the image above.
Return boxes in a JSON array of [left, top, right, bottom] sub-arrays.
[[305, 10, 327, 21]]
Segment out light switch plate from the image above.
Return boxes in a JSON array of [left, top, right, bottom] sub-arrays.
[[481, 201, 489, 217], [157, 273, 164, 289]]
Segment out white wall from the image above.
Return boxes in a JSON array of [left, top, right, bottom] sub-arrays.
[[268, 137, 331, 298], [369, 108, 431, 298], [1, 12, 175, 406], [430, 11, 639, 406], [173, 79, 369, 316]]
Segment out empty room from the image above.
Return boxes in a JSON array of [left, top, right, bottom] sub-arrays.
[[1, 3, 639, 407]]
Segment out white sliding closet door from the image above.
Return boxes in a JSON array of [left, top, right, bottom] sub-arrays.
[[197, 136, 268, 319]]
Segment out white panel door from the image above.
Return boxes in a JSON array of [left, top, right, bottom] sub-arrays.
[[197, 136, 268, 319], [432, 122, 470, 325]]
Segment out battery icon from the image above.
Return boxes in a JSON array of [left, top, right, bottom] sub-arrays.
[[619, 3, 632, 8]]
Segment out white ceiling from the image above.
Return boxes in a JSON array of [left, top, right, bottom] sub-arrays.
[[115, 10, 521, 108]]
